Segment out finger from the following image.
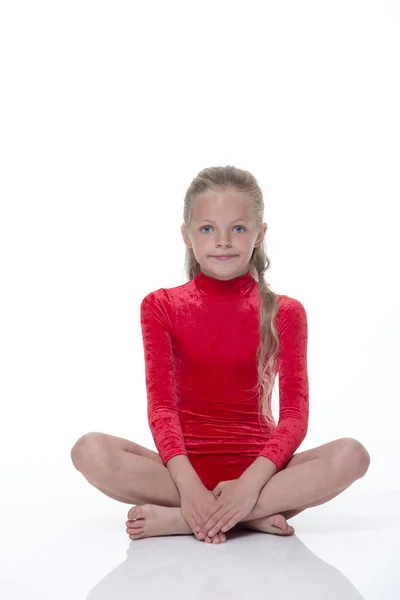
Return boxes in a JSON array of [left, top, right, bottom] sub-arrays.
[[203, 530, 225, 544], [190, 516, 201, 539], [195, 527, 225, 543], [219, 511, 241, 534], [195, 516, 213, 540], [208, 511, 240, 537], [198, 504, 223, 531], [200, 507, 230, 537], [212, 530, 226, 543], [193, 518, 204, 540], [208, 533, 222, 544], [221, 511, 241, 532], [198, 513, 221, 537]]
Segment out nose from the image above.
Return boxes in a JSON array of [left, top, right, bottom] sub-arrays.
[[215, 246, 233, 254], [215, 234, 233, 247]]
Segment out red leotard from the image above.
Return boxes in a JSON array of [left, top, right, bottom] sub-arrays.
[[140, 268, 309, 490]]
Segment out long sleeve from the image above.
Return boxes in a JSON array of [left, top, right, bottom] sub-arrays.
[[140, 289, 188, 466], [257, 297, 309, 471]]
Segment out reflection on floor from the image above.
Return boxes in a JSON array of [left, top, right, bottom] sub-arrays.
[[3, 467, 399, 600]]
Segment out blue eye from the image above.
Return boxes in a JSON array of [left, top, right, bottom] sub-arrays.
[[200, 225, 246, 233]]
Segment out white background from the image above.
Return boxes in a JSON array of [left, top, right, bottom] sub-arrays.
[[1, 0, 399, 491]]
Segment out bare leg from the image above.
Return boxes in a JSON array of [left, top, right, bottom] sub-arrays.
[[71, 433, 369, 539], [278, 487, 350, 520], [71, 432, 227, 543], [239, 438, 370, 527], [71, 432, 182, 507], [240, 456, 356, 523], [125, 455, 362, 541], [240, 482, 353, 535], [202, 444, 370, 537]]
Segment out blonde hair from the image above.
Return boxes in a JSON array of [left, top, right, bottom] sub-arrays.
[[182, 165, 280, 432]]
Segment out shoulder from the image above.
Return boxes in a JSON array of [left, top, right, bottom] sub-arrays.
[[140, 287, 167, 306], [140, 279, 193, 307], [277, 294, 306, 313], [276, 294, 308, 332], [140, 279, 193, 316], [140, 288, 170, 317]]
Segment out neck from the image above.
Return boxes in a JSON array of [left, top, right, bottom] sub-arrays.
[[194, 268, 256, 299]]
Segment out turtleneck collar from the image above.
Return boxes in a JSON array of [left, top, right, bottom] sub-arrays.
[[194, 268, 256, 299]]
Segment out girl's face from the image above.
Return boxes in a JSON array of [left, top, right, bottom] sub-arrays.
[[182, 189, 267, 280]]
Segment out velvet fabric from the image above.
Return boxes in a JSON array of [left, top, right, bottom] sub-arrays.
[[140, 269, 309, 490]]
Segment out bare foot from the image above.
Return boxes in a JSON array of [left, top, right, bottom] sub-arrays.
[[126, 504, 226, 543], [240, 513, 295, 535]]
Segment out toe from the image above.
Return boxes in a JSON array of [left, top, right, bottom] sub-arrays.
[[128, 522, 143, 531], [129, 528, 143, 536], [128, 506, 141, 520]]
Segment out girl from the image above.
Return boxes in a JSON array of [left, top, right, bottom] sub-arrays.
[[71, 165, 370, 544]]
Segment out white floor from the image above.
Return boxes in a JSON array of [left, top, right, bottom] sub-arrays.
[[2, 466, 399, 600]]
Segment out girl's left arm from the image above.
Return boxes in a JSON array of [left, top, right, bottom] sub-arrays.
[[249, 297, 309, 485]]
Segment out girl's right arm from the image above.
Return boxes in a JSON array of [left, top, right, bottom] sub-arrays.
[[140, 290, 202, 492]]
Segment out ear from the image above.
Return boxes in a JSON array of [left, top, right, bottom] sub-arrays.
[[181, 225, 192, 249], [254, 223, 268, 248]]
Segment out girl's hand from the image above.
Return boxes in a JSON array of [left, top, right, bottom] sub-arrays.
[[196, 478, 261, 539], [180, 481, 227, 542]]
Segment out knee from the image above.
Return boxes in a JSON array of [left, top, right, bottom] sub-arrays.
[[335, 437, 371, 480], [70, 432, 108, 479]]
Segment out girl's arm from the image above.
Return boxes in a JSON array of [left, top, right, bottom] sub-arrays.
[[140, 289, 189, 466], [256, 297, 309, 475]]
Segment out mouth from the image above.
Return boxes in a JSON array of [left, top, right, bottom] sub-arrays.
[[212, 255, 237, 260]]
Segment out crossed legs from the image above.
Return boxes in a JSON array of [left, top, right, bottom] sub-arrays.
[[71, 433, 370, 532]]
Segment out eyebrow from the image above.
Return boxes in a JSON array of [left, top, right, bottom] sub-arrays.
[[195, 218, 248, 223]]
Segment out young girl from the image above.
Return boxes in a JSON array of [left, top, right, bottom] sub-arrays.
[[71, 165, 370, 545]]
